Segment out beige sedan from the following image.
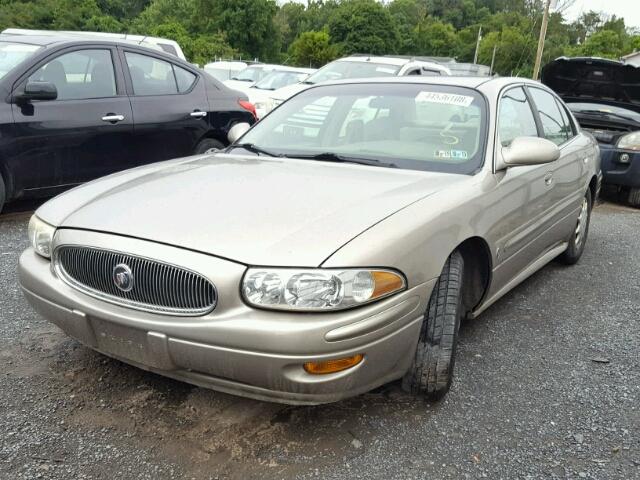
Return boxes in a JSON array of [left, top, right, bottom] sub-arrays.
[[19, 77, 601, 404]]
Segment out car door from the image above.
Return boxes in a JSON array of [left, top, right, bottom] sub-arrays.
[[8, 46, 134, 192], [121, 49, 209, 162], [527, 86, 587, 241], [488, 86, 560, 294]]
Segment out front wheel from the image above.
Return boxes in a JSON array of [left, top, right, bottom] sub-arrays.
[[558, 189, 592, 265], [402, 250, 464, 400]]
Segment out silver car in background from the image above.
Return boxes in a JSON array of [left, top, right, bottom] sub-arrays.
[[19, 77, 600, 404]]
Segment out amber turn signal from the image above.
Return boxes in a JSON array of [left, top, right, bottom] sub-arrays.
[[303, 354, 364, 375], [371, 271, 405, 298]]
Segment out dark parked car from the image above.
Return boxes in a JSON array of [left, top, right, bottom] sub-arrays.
[[542, 57, 640, 206], [0, 35, 256, 212]]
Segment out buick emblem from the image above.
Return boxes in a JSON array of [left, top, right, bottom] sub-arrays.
[[112, 263, 134, 292]]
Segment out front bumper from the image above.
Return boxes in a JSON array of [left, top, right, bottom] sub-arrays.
[[18, 230, 433, 405], [599, 144, 640, 188]]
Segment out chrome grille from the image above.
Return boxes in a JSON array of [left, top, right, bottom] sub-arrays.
[[54, 246, 216, 316]]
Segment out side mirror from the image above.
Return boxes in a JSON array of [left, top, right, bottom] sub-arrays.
[[501, 136, 560, 168], [227, 122, 251, 144], [16, 81, 58, 102]]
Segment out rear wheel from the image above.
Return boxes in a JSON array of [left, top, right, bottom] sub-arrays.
[[194, 138, 225, 155], [558, 189, 592, 265], [402, 250, 464, 400]]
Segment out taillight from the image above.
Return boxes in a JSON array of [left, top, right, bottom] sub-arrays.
[[238, 99, 257, 120]]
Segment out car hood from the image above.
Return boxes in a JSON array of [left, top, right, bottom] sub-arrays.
[[38, 154, 466, 267], [541, 57, 640, 106]]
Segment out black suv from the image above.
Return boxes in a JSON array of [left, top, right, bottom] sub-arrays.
[[0, 35, 256, 212]]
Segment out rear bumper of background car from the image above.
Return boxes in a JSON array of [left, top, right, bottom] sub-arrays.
[[18, 232, 434, 405], [599, 144, 640, 188]]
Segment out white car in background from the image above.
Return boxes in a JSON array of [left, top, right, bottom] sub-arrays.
[[203, 60, 248, 82], [244, 66, 316, 118], [267, 55, 451, 112], [223, 64, 300, 92]]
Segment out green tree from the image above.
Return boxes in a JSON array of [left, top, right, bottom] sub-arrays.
[[275, 1, 307, 50], [389, 0, 428, 53], [572, 29, 625, 59], [149, 21, 236, 64], [411, 17, 458, 57], [328, 0, 401, 55], [288, 30, 339, 67], [197, 0, 280, 61]]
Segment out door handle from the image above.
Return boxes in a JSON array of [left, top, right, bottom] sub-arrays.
[[544, 172, 554, 186], [190, 110, 207, 118], [101, 114, 125, 123]]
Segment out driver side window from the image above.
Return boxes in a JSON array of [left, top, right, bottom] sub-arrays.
[[498, 87, 538, 147]]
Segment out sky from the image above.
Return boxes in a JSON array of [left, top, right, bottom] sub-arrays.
[[558, 0, 640, 28]]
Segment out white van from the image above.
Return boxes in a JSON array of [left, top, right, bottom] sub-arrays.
[[2, 28, 186, 60]]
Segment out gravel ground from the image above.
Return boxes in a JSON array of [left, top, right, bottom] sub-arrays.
[[0, 201, 638, 480]]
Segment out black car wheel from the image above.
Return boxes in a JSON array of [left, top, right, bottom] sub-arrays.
[[194, 138, 225, 155], [558, 188, 592, 265], [402, 250, 464, 400]]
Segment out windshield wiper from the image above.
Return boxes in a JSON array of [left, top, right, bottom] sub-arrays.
[[301, 80, 315, 85], [285, 152, 397, 168], [230, 143, 282, 157], [574, 109, 638, 124]]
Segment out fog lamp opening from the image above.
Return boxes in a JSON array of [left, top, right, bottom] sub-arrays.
[[303, 354, 364, 375]]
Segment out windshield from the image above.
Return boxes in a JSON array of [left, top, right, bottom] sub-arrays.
[[0, 41, 41, 79], [253, 71, 310, 90], [567, 102, 640, 123], [304, 60, 401, 85], [234, 83, 487, 175], [231, 66, 267, 82]]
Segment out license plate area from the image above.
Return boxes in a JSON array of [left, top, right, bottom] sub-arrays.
[[91, 318, 150, 365]]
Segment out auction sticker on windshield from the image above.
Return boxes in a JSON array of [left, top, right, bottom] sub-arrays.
[[416, 91, 474, 107]]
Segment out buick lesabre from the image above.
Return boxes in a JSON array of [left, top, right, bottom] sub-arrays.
[[19, 77, 601, 404]]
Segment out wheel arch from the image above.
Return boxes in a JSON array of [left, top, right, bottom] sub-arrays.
[[454, 236, 493, 317]]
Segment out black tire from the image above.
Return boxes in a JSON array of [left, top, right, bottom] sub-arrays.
[[0, 173, 5, 215], [628, 187, 640, 208], [194, 138, 225, 155], [558, 188, 592, 265], [402, 250, 464, 400]]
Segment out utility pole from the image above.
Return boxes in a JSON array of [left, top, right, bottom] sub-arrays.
[[532, 0, 552, 80], [473, 26, 482, 64]]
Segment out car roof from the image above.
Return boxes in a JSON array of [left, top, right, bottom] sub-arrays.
[[303, 75, 545, 94], [0, 33, 193, 66], [0, 33, 167, 52]]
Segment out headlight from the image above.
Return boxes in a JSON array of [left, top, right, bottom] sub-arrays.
[[28, 215, 56, 258], [617, 131, 640, 151], [242, 268, 406, 311]]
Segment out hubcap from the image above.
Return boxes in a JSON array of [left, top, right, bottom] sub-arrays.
[[574, 197, 588, 246]]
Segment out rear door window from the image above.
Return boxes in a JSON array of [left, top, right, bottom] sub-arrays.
[[125, 52, 198, 96], [528, 87, 571, 145]]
